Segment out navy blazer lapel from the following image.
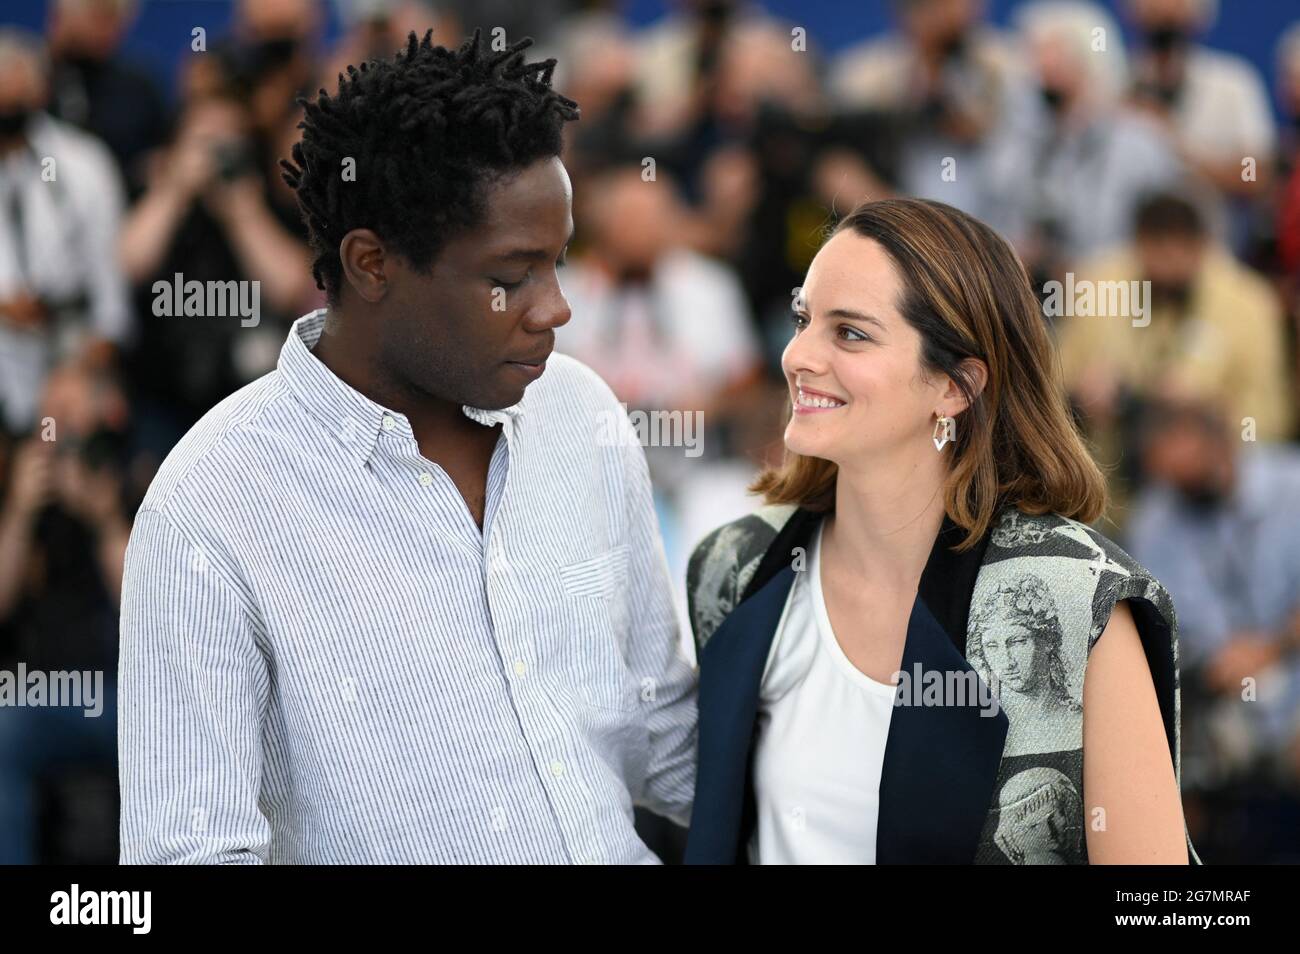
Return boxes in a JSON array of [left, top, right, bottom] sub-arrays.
[[684, 565, 796, 864], [876, 593, 1009, 863], [876, 518, 1006, 864]]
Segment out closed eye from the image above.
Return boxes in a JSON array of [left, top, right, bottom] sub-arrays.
[[492, 245, 570, 292]]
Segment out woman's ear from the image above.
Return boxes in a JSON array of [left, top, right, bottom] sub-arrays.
[[944, 357, 989, 415]]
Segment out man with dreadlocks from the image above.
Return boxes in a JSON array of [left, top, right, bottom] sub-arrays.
[[117, 30, 698, 864]]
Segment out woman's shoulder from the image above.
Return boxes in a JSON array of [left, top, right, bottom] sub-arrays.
[[987, 508, 1161, 577], [685, 503, 800, 653], [984, 507, 1179, 649]]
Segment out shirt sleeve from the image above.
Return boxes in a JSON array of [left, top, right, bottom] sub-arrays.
[[619, 429, 699, 829], [118, 507, 271, 864]]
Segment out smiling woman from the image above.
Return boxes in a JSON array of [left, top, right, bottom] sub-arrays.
[[757, 197, 1108, 547], [684, 197, 1199, 866]]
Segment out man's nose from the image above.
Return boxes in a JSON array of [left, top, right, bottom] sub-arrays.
[[529, 279, 571, 331]]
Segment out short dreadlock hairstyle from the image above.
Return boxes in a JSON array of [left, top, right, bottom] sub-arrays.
[[280, 29, 580, 304]]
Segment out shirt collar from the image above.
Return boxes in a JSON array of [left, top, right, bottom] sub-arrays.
[[278, 309, 524, 467]]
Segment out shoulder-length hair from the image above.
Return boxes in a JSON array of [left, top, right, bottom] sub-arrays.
[[751, 197, 1107, 550]]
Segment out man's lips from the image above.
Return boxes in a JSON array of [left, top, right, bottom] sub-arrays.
[[506, 352, 550, 380]]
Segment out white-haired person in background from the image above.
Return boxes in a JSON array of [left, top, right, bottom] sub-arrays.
[[0, 28, 132, 435], [989, 0, 1187, 282]]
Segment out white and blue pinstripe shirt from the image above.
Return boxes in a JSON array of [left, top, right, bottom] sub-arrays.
[[117, 310, 698, 864]]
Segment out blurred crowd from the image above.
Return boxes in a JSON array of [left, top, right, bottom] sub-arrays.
[[2, 0, 1300, 864]]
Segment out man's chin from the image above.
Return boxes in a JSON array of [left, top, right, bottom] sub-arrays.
[[464, 374, 530, 411]]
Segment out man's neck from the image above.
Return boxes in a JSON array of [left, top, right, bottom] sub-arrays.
[[311, 306, 490, 460]]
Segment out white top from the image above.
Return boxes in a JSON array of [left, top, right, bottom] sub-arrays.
[[748, 522, 898, 864]]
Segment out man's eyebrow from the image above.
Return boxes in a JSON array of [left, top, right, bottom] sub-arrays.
[[493, 226, 576, 261]]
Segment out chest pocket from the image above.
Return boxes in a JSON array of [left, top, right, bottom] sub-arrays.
[[558, 544, 636, 711]]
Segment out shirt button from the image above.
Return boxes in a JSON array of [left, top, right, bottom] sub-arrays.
[[382, 415, 396, 431], [513, 659, 527, 676], [418, 471, 433, 486], [550, 760, 565, 778]]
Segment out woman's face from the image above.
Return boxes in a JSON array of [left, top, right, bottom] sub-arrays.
[[781, 231, 949, 468]]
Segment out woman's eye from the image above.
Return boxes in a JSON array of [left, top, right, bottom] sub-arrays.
[[839, 325, 871, 342], [492, 275, 526, 291], [790, 312, 809, 331]]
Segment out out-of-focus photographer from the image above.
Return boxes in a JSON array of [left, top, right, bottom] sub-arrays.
[[0, 29, 133, 437], [0, 360, 135, 865], [45, 0, 170, 199], [1124, 0, 1276, 204], [117, 1, 320, 443], [829, 0, 1026, 225]]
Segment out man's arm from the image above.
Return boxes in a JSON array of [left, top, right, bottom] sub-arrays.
[[118, 507, 271, 863], [619, 436, 698, 829]]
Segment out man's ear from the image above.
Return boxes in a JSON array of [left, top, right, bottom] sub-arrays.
[[944, 357, 989, 416], [339, 229, 388, 303]]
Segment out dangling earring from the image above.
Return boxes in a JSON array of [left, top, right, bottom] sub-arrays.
[[932, 412, 955, 451]]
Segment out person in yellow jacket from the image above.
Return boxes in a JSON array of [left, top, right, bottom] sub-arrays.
[[1057, 193, 1294, 446]]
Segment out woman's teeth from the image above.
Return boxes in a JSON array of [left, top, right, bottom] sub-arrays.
[[797, 388, 846, 409]]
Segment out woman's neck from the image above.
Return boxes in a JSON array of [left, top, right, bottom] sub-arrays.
[[827, 449, 949, 591]]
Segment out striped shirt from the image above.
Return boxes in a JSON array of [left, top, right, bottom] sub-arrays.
[[118, 309, 698, 864]]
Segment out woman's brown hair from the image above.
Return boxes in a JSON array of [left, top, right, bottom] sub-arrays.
[[751, 197, 1107, 549]]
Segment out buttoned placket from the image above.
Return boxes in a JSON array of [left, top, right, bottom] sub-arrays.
[[378, 408, 598, 863]]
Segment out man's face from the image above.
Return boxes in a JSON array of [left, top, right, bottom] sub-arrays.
[[899, 0, 979, 52], [1130, 0, 1200, 32], [0, 53, 47, 119], [1136, 233, 1203, 305], [379, 156, 574, 411], [1142, 417, 1229, 503], [595, 168, 675, 272]]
